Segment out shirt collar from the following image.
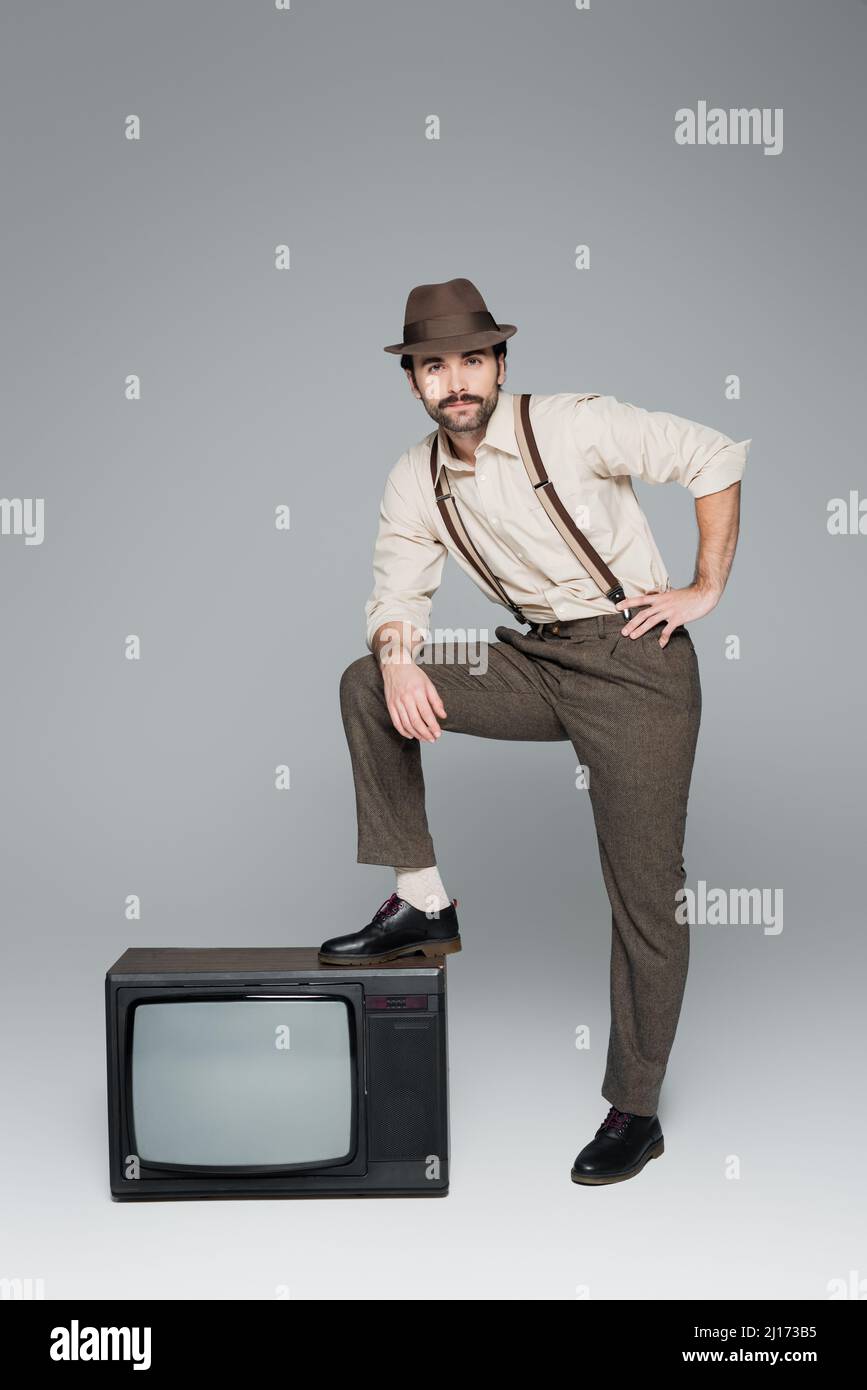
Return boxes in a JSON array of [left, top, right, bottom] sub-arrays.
[[432, 387, 519, 486]]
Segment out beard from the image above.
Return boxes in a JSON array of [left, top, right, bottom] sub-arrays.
[[421, 383, 499, 434]]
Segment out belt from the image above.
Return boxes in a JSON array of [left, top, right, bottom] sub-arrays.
[[526, 610, 633, 639]]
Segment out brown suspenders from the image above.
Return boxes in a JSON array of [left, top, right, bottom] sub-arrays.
[[429, 392, 629, 627]]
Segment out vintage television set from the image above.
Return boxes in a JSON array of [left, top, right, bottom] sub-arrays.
[[105, 947, 450, 1200]]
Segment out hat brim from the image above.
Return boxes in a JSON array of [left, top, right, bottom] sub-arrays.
[[383, 324, 517, 355]]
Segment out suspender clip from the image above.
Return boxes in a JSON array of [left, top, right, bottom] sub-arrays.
[[607, 584, 631, 621]]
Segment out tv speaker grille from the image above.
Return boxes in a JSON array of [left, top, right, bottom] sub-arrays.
[[367, 1015, 443, 1161]]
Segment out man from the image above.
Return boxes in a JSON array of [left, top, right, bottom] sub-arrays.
[[323, 277, 749, 1185]]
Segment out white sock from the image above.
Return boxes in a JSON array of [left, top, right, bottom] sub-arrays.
[[395, 864, 451, 915]]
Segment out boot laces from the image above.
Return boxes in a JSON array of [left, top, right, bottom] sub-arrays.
[[372, 892, 403, 924], [599, 1105, 633, 1137]]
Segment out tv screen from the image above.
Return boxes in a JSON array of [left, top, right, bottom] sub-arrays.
[[130, 999, 353, 1168]]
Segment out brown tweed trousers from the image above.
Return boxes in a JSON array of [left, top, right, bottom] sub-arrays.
[[339, 610, 702, 1117]]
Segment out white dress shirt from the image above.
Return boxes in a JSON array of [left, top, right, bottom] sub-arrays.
[[364, 388, 750, 650]]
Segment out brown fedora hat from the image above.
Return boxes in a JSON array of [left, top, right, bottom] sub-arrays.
[[383, 276, 517, 355]]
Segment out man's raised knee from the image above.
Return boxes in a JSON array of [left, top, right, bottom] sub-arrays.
[[339, 653, 379, 701]]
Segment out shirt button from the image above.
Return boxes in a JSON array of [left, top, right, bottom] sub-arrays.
[[478, 473, 487, 481], [491, 516, 499, 525]]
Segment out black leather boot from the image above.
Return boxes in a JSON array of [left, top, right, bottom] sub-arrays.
[[318, 892, 462, 965], [570, 1106, 664, 1185]]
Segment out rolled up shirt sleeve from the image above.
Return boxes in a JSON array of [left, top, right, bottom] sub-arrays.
[[364, 456, 448, 652], [574, 393, 751, 498]]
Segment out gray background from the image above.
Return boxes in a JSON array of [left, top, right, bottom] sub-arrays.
[[1, 0, 864, 1301]]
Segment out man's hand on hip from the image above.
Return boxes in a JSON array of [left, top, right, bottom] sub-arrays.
[[616, 585, 720, 647]]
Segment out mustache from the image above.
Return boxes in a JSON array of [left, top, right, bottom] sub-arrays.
[[442, 397, 480, 407]]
